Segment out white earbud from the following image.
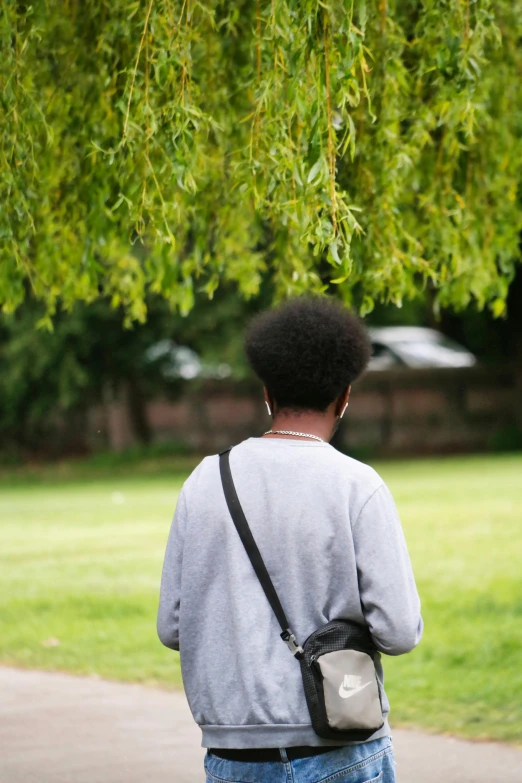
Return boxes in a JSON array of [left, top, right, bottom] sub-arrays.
[[340, 402, 349, 419], [265, 400, 272, 416]]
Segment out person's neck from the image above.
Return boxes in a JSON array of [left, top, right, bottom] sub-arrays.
[[265, 412, 333, 442]]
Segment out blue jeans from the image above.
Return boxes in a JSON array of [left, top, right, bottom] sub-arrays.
[[204, 737, 395, 783]]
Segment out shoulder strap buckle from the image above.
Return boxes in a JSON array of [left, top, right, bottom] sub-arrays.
[[281, 629, 304, 658]]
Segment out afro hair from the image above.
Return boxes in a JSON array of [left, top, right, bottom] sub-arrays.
[[245, 297, 371, 412]]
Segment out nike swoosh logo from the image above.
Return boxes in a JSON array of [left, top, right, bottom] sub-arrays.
[[339, 681, 371, 699]]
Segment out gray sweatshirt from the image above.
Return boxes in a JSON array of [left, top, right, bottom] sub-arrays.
[[157, 437, 423, 749]]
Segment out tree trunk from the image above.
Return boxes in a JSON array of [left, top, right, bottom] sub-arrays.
[[126, 376, 152, 445]]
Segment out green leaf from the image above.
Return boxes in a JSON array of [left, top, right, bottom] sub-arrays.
[[307, 158, 324, 185], [492, 298, 506, 318], [329, 240, 342, 265]]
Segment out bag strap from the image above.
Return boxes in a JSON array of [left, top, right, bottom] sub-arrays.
[[219, 448, 303, 658]]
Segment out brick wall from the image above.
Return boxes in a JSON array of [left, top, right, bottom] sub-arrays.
[[342, 365, 518, 455], [91, 364, 520, 456]]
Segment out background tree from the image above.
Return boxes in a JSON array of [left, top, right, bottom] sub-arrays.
[[0, 286, 270, 455], [1, 0, 521, 323]]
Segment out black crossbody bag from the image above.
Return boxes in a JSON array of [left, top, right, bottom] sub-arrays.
[[219, 447, 384, 742]]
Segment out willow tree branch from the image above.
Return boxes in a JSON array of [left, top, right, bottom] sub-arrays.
[[323, 13, 337, 233], [122, 0, 155, 142]]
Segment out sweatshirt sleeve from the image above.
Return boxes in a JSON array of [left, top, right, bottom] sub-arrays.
[[157, 487, 188, 651], [353, 483, 423, 656]]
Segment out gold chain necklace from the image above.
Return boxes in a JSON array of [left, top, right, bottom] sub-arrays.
[[263, 430, 324, 442]]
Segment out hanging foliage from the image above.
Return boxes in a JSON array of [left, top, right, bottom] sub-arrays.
[[1, 0, 521, 321]]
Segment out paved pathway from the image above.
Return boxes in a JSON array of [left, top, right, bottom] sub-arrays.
[[0, 667, 520, 783]]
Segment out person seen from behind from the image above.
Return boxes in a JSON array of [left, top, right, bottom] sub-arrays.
[[158, 297, 423, 783]]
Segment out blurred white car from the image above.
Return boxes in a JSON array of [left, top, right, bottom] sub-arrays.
[[144, 340, 231, 380], [368, 327, 476, 370]]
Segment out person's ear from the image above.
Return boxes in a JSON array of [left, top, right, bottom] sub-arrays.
[[336, 386, 351, 418]]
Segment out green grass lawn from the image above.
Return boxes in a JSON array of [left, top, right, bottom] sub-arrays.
[[1, 452, 521, 743]]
